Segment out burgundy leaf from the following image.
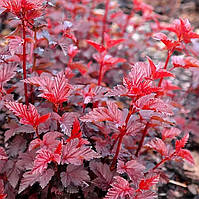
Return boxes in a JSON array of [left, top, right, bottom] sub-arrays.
[[62, 139, 100, 165], [135, 190, 157, 199], [60, 165, 90, 187], [89, 161, 114, 190], [117, 160, 145, 185], [172, 55, 199, 68], [105, 176, 135, 199], [105, 85, 128, 97], [38, 168, 54, 189], [18, 171, 39, 194], [59, 112, 79, 135], [29, 131, 63, 151], [0, 63, 16, 90]]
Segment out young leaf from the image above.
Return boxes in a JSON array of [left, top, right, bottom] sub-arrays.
[[25, 71, 73, 106], [86, 40, 106, 53], [104, 33, 125, 49], [175, 133, 189, 151], [5, 102, 50, 128], [172, 56, 199, 69], [153, 32, 179, 51], [167, 18, 199, 44], [147, 57, 174, 80], [177, 149, 194, 165], [161, 127, 181, 141], [139, 175, 159, 190]]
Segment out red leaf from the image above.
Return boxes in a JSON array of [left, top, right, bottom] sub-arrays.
[[177, 149, 194, 165], [86, 40, 106, 53], [104, 33, 125, 49], [175, 133, 189, 151], [145, 138, 168, 156], [134, 94, 173, 116], [67, 118, 88, 146], [123, 63, 161, 97], [153, 32, 179, 51], [0, 180, 6, 199], [172, 56, 199, 68], [36, 113, 51, 127], [166, 18, 199, 43], [68, 62, 88, 75], [0, 147, 7, 160], [162, 127, 181, 141], [139, 175, 159, 190], [105, 176, 135, 199], [25, 71, 73, 106], [147, 57, 174, 80], [5, 102, 50, 128]]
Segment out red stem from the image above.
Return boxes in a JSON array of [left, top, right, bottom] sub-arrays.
[[35, 126, 40, 139], [22, 19, 29, 106], [135, 122, 150, 157], [98, 61, 103, 86], [110, 104, 134, 170], [158, 50, 172, 87], [101, 0, 110, 45], [150, 152, 176, 172], [136, 50, 173, 156], [110, 128, 125, 171]]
